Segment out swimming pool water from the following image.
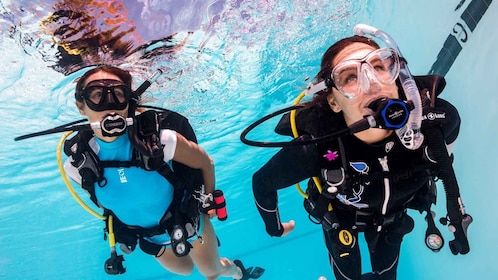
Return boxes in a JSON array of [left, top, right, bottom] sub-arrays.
[[1, 1, 497, 279]]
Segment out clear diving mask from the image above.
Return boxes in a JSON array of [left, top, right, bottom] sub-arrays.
[[80, 79, 133, 112], [306, 48, 400, 99]]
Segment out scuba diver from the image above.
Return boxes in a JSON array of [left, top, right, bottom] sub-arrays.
[[17, 65, 264, 280], [244, 26, 472, 279]]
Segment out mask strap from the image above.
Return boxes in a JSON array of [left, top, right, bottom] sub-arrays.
[[305, 81, 328, 96]]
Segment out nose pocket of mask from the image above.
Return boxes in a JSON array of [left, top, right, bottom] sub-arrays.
[[357, 64, 377, 93]]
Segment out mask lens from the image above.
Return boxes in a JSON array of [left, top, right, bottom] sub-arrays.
[[331, 48, 400, 98], [369, 49, 399, 83], [332, 61, 359, 96], [112, 86, 128, 103], [81, 80, 132, 111], [85, 87, 105, 105]]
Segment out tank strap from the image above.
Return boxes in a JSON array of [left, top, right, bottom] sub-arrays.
[[104, 208, 176, 255], [124, 208, 176, 238], [99, 159, 140, 168]]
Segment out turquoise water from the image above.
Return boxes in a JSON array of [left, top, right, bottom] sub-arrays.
[[1, 0, 497, 279]]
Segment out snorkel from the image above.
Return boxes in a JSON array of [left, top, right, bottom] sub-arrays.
[[353, 23, 423, 150], [128, 69, 163, 116]]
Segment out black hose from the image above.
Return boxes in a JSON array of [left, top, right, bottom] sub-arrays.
[[423, 126, 461, 220]]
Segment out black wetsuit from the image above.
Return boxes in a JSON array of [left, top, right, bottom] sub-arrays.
[[252, 78, 460, 279]]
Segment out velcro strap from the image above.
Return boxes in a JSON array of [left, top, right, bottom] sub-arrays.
[[311, 195, 331, 220]]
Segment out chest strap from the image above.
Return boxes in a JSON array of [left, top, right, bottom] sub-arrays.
[[351, 164, 433, 184], [355, 209, 406, 231]]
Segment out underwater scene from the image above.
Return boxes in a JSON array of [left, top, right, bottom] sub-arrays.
[[1, 0, 497, 279]]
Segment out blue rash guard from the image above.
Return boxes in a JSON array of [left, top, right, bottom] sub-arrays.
[[65, 129, 202, 245], [94, 134, 174, 229]]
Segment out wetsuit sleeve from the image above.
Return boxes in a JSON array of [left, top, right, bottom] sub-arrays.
[[160, 129, 177, 161], [252, 137, 320, 236], [63, 157, 82, 185]]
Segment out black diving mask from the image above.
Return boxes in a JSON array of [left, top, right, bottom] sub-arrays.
[[80, 79, 133, 112]]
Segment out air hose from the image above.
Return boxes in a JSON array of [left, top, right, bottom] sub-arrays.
[[57, 131, 125, 272], [57, 131, 105, 220], [424, 123, 471, 254], [290, 91, 332, 212], [353, 24, 424, 150]]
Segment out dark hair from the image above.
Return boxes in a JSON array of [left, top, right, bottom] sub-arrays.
[[75, 65, 132, 101], [309, 35, 380, 105]]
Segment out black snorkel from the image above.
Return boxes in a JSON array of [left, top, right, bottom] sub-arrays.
[[14, 69, 163, 141], [127, 69, 163, 117]]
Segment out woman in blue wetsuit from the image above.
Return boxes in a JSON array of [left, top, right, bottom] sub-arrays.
[[252, 35, 471, 279], [64, 66, 262, 280]]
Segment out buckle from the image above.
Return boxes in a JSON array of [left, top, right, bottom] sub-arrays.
[[354, 211, 372, 230], [376, 210, 406, 227]]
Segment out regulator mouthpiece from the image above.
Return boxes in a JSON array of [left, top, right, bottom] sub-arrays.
[[367, 98, 413, 129], [91, 113, 134, 137]]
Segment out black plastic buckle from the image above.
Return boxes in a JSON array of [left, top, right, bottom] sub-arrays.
[[104, 251, 126, 274]]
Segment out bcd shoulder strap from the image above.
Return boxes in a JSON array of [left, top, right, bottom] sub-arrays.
[[63, 130, 103, 205]]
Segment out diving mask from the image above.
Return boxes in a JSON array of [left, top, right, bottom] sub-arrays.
[[80, 79, 133, 112], [330, 48, 400, 98], [306, 48, 400, 99]]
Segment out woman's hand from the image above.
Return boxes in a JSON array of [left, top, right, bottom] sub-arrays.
[[281, 220, 296, 236], [207, 209, 217, 219]]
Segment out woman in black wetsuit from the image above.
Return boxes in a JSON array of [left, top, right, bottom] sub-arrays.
[[251, 35, 471, 279]]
